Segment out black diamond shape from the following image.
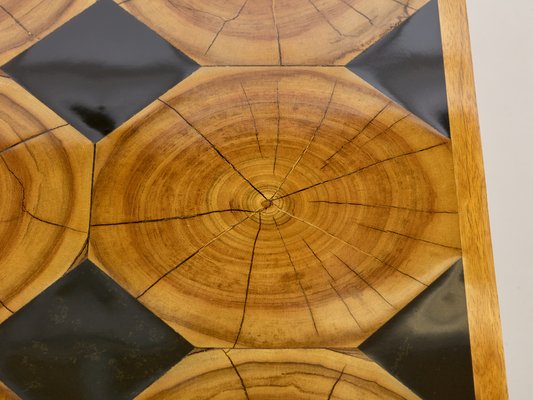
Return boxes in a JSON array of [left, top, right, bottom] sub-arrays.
[[347, 0, 450, 137], [2, 0, 199, 142], [360, 260, 475, 400], [0, 260, 193, 400]]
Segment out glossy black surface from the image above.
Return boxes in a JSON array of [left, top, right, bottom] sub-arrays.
[[2, 0, 199, 142], [347, 0, 450, 137], [0, 261, 193, 400], [360, 260, 475, 400]]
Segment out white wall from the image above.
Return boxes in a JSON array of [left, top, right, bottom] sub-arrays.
[[467, 0, 533, 397]]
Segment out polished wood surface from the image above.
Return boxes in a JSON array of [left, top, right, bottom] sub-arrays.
[[0, 76, 92, 314], [90, 66, 460, 348], [0, 0, 507, 398], [136, 349, 421, 400], [0, 0, 94, 65], [439, 0, 508, 398], [117, 0, 430, 65]]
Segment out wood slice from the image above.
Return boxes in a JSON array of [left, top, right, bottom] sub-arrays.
[[0, 381, 19, 400], [118, 0, 430, 65], [90, 67, 461, 348], [136, 349, 421, 400], [0, 77, 92, 312], [0, 0, 95, 65]]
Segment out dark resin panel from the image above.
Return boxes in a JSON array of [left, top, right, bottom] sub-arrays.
[[347, 0, 450, 137], [360, 260, 476, 400], [2, 0, 199, 142], [0, 261, 193, 400]]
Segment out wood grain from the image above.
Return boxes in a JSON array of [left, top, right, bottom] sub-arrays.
[[0, 381, 18, 400], [118, 0, 429, 65], [0, 0, 95, 65], [135, 349, 421, 400], [439, 0, 508, 398], [90, 67, 460, 348], [0, 77, 93, 313]]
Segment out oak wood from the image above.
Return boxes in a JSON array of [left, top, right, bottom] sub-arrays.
[[0, 77, 92, 314], [118, 0, 429, 65], [135, 349, 421, 400], [0, 0, 95, 65], [90, 66, 460, 348], [439, 0, 508, 398]]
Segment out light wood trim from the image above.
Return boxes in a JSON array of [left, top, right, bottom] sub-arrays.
[[438, 0, 508, 398]]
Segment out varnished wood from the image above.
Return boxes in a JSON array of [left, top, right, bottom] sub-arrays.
[[0, 77, 92, 313], [135, 349, 421, 399], [117, 0, 430, 65], [90, 66, 460, 348], [0, 381, 18, 400], [0, 0, 95, 65], [439, 0, 508, 398]]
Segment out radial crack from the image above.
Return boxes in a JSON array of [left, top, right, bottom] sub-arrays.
[[303, 238, 335, 281], [310, 200, 457, 214], [240, 82, 263, 157], [334, 254, 396, 308], [329, 282, 363, 330], [271, 0, 283, 65], [321, 102, 391, 170], [338, 0, 374, 25], [159, 99, 268, 200], [275, 142, 447, 201], [0, 5, 33, 37], [327, 366, 346, 400], [358, 113, 411, 148], [1, 156, 86, 233], [233, 215, 262, 347], [307, 0, 357, 38], [274, 206, 427, 287], [137, 211, 260, 298], [0, 299, 14, 314], [222, 350, 251, 400], [275, 218, 319, 335], [204, 0, 250, 55], [271, 80, 337, 199], [91, 209, 254, 227], [273, 82, 281, 174], [0, 124, 69, 157]]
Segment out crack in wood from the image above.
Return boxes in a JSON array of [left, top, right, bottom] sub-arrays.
[[271, 0, 283, 65], [333, 254, 397, 309], [137, 211, 261, 298], [240, 82, 263, 157], [274, 218, 320, 335], [204, 0, 250, 55], [310, 200, 458, 214], [339, 0, 374, 25], [1, 156, 86, 233], [275, 143, 447, 201], [0, 5, 33, 37], [307, 0, 358, 38], [166, 1, 225, 22], [0, 124, 69, 157], [327, 366, 346, 400], [321, 102, 391, 170], [159, 98, 268, 200], [91, 209, 254, 227], [329, 282, 363, 331], [63, 237, 88, 276], [233, 215, 262, 348], [0, 299, 14, 314], [272, 82, 281, 174], [359, 113, 411, 148], [303, 238, 335, 281], [271, 80, 338, 199], [274, 206, 427, 288], [222, 350, 251, 400]]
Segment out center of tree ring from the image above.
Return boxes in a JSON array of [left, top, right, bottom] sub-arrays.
[[261, 199, 273, 209]]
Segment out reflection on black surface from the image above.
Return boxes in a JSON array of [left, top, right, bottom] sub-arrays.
[[360, 260, 475, 400], [0, 261, 193, 400], [2, 0, 199, 142], [347, 0, 450, 137]]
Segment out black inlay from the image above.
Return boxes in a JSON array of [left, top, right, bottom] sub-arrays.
[[347, 0, 450, 137], [0, 260, 193, 400], [360, 260, 475, 400], [2, 0, 199, 142]]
